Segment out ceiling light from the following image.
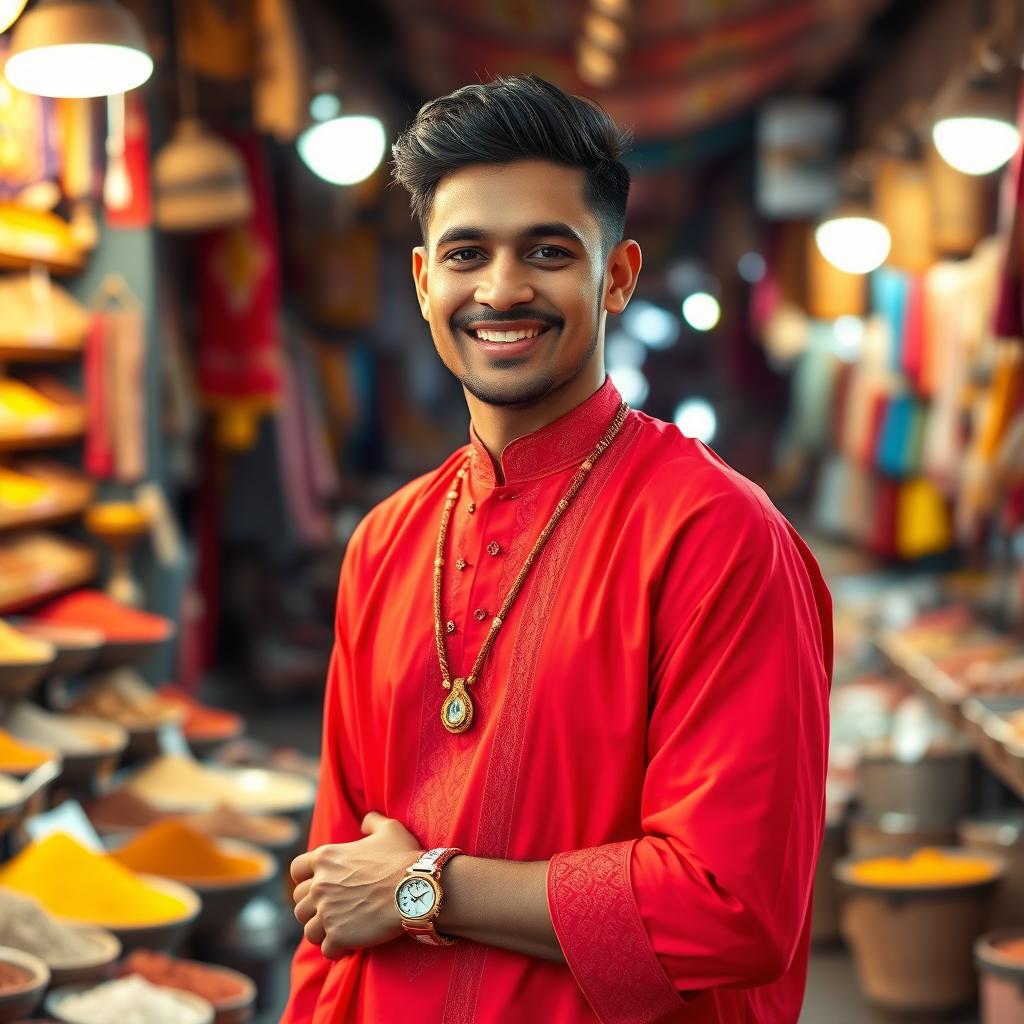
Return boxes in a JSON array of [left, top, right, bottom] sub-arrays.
[[0, 0, 28, 34], [815, 202, 891, 275], [674, 398, 717, 444], [608, 365, 649, 408], [622, 300, 679, 349], [932, 76, 1019, 176], [298, 114, 386, 186], [583, 12, 626, 52], [681, 292, 721, 332], [7, 0, 153, 98], [832, 315, 865, 362], [577, 38, 618, 88], [737, 252, 766, 283], [153, 119, 252, 232]]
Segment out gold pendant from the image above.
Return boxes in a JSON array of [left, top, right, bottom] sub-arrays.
[[441, 678, 473, 734]]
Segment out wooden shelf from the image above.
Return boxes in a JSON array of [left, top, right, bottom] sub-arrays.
[[0, 494, 94, 533], [0, 341, 84, 363], [0, 408, 87, 452], [874, 633, 1024, 801]]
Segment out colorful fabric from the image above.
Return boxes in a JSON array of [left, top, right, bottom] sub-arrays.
[[104, 91, 152, 229], [281, 378, 832, 1023], [871, 267, 910, 372], [196, 133, 282, 450]]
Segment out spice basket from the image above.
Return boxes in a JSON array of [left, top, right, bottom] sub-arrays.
[[0, 656, 54, 702], [88, 632, 174, 672], [50, 717, 128, 790], [976, 928, 1024, 1024], [9, 623, 103, 678], [73, 875, 201, 954], [835, 849, 1005, 1013], [812, 819, 845, 945], [0, 774, 26, 839], [47, 927, 121, 989], [46, 981, 214, 1024], [848, 812, 958, 857], [959, 815, 1024, 929], [858, 745, 973, 826], [0, 946, 49, 1023]]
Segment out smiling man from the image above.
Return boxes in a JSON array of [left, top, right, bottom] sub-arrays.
[[282, 76, 832, 1024]]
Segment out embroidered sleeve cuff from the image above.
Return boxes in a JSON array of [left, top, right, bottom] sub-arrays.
[[546, 840, 685, 1024]]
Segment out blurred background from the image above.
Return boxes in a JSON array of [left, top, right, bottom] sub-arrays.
[[0, 0, 1023, 1022]]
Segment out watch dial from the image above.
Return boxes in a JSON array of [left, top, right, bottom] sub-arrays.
[[397, 877, 437, 919]]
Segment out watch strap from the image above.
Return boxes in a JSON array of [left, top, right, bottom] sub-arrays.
[[399, 847, 462, 946], [410, 846, 462, 876]]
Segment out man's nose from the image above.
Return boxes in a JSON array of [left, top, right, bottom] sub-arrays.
[[473, 253, 534, 310]]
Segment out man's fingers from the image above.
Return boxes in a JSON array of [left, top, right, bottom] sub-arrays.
[[294, 894, 317, 926], [292, 879, 312, 906], [360, 811, 390, 835], [291, 850, 315, 885], [322, 936, 348, 961], [304, 914, 326, 946]]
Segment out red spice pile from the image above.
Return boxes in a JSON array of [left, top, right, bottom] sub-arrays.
[[121, 951, 249, 1004], [0, 960, 33, 992], [30, 590, 171, 643]]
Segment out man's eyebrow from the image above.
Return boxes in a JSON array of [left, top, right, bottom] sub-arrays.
[[433, 222, 585, 249]]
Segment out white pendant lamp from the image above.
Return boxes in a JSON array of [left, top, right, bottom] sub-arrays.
[[815, 201, 892, 275], [0, 0, 28, 34], [6, 0, 153, 99], [298, 112, 386, 187], [932, 78, 1020, 176]]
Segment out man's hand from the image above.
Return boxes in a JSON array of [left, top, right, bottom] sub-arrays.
[[291, 812, 422, 959]]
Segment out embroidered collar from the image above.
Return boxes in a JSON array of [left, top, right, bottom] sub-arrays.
[[468, 376, 624, 488]]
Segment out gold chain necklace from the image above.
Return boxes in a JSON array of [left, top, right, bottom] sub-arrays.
[[433, 402, 630, 734]]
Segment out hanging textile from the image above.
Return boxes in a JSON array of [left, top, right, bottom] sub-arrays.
[[875, 156, 935, 274], [84, 278, 147, 483], [897, 479, 953, 559], [0, 45, 58, 199], [901, 275, 926, 392], [875, 393, 920, 478], [993, 81, 1024, 340], [181, 0, 255, 80], [871, 267, 910, 372], [104, 91, 152, 229], [788, 320, 836, 453], [196, 133, 282, 450], [253, 0, 307, 143]]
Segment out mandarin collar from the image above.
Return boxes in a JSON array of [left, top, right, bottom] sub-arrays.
[[468, 377, 624, 488]]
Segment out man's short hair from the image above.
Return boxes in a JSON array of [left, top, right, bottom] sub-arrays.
[[392, 75, 631, 248]]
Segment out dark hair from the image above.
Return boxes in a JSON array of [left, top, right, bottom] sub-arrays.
[[392, 75, 631, 246]]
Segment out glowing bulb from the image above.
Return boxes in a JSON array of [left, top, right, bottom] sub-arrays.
[[298, 115, 386, 186], [621, 300, 679, 350], [605, 330, 647, 369], [674, 398, 717, 443], [608, 365, 649, 407], [738, 252, 766, 283], [309, 92, 342, 122], [815, 216, 891, 275], [0, 0, 28, 34], [832, 316, 865, 362], [932, 116, 1020, 175], [6, 43, 152, 97], [681, 292, 721, 332]]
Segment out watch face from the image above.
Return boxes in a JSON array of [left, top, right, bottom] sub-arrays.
[[396, 876, 437, 919]]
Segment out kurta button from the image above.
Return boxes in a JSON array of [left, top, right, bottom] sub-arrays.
[[446, 620, 456, 634], [474, 608, 488, 621], [487, 541, 501, 557], [467, 503, 476, 514], [455, 558, 467, 571]]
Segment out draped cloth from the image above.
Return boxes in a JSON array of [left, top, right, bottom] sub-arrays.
[[282, 378, 832, 1024]]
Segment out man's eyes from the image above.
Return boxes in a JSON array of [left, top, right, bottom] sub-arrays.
[[442, 246, 572, 263]]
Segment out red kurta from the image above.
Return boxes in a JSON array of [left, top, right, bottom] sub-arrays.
[[282, 378, 832, 1024]]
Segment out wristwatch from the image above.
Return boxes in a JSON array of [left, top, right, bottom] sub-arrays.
[[394, 847, 462, 946]]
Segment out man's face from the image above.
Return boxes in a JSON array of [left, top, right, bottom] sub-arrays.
[[412, 160, 614, 409]]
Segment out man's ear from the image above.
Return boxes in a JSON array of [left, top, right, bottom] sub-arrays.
[[412, 246, 430, 321], [603, 239, 642, 315]]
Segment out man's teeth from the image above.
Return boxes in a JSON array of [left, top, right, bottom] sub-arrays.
[[473, 327, 545, 342]]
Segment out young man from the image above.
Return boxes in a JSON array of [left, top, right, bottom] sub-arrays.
[[282, 76, 831, 1024]]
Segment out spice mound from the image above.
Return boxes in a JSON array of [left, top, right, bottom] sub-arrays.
[[69, 670, 181, 730], [127, 753, 312, 813], [0, 888, 108, 966], [121, 951, 249, 1006], [0, 618, 53, 664], [5, 702, 118, 756], [0, 773, 21, 806], [0, 834, 190, 927], [0, 727, 53, 774], [54, 974, 211, 1024], [30, 590, 172, 643], [995, 937, 1024, 962], [157, 685, 242, 742], [850, 848, 1000, 887], [110, 820, 266, 883], [0, 959, 33, 993]]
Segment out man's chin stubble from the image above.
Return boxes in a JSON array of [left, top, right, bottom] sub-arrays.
[[460, 370, 560, 409]]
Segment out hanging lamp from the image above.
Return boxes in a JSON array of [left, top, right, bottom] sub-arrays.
[[6, 0, 153, 98], [932, 75, 1020, 176], [0, 0, 28, 34]]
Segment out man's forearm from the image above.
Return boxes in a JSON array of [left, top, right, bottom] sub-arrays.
[[434, 855, 565, 963]]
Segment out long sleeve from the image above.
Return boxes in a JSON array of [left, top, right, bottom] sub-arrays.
[[547, 486, 832, 1024], [280, 535, 369, 1024]]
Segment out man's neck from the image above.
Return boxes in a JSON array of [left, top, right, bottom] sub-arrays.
[[466, 372, 605, 484]]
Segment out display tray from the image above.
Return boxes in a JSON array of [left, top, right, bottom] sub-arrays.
[[875, 631, 965, 707], [0, 556, 97, 615], [0, 407, 86, 452]]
